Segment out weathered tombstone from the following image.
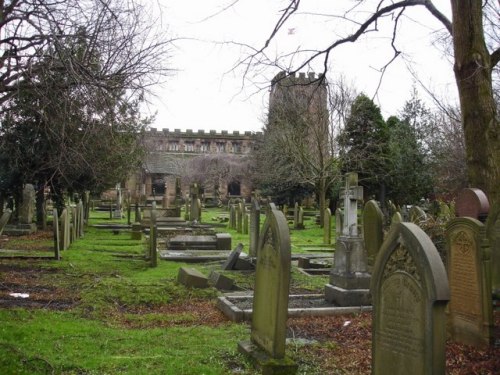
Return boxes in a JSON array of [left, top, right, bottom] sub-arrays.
[[78, 202, 84, 237], [222, 243, 244, 270], [243, 213, 249, 235], [229, 204, 237, 230], [293, 202, 299, 229], [249, 198, 261, 257], [326, 173, 370, 306], [236, 202, 243, 233], [184, 195, 190, 221], [446, 217, 493, 348], [113, 183, 123, 218], [323, 208, 332, 245], [174, 177, 183, 206], [131, 222, 142, 240], [59, 209, 70, 250], [177, 267, 208, 288], [363, 200, 384, 269], [208, 271, 234, 290], [189, 184, 201, 222], [53, 208, 60, 260], [149, 206, 157, 267], [456, 188, 490, 222], [134, 202, 141, 223], [297, 206, 305, 229], [238, 205, 297, 373], [391, 211, 403, 227], [70, 206, 77, 243], [439, 202, 452, 220], [215, 233, 232, 250], [371, 222, 450, 375], [19, 184, 35, 224], [409, 205, 427, 224], [83, 190, 90, 224], [0, 209, 12, 236]]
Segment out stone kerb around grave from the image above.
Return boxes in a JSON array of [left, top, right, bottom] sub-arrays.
[[371, 222, 449, 375], [238, 205, 297, 373], [446, 217, 493, 348]]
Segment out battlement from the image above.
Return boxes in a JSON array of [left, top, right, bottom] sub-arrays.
[[271, 71, 326, 87], [146, 128, 262, 138]]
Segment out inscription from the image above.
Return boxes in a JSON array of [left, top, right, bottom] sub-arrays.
[[378, 273, 425, 363], [450, 230, 480, 322]]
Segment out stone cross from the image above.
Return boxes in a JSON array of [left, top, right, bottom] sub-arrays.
[[340, 173, 363, 237]]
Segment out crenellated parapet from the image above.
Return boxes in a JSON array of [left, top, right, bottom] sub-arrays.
[[143, 128, 261, 155]]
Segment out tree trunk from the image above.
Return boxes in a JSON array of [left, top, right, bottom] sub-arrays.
[[450, 0, 500, 234]]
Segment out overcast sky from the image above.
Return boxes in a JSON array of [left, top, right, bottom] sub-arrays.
[[146, 0, 457, 132]]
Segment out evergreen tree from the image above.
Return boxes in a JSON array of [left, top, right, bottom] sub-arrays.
[[338, 93, 390, 202]]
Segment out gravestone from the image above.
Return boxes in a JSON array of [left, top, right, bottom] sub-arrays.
[[446, 217, 493, 348], [189, 184, 201, 222], [409, 205, 427, 224], [0, 209, 12, 236], [293, 202, 299, 229], [363, 200, 384, 269], [243, 213, 249, 235], [456, 188, 490, 222], [208, 271, 234, 290], [70, 206, 77, 243], [149, 206, 157, 267], [238, 205, 297, 373], [59, 209, 70, 250], [131, 222, 142, 240], [249, 198, 261, 257], [297, 206, 305, 229], [371, 222, 449, 375], [174, 177, 183, 206], [391, 211, 403, 227], [237, 202, 243, 233], [323, 208, 332, 245], [222, 243, 244, 270], [53, 208, 60, 260], [229, 205, 237, 230], [19, 184, 35, 224], [177, 267, 208, 288], [113, 183, 123, 218], [325, 172, 370, 306]]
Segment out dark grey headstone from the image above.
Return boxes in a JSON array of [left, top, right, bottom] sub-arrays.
[[177, 267, 208, 288], [222, 243, 244, 270]]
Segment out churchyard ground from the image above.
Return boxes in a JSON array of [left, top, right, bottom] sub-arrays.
[[0, 208, 498, 374]]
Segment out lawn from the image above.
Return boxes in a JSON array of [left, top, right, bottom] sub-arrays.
[[0, 206, 497, 374]]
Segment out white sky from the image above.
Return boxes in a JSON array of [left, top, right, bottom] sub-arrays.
[[146, 0, 457, 132]]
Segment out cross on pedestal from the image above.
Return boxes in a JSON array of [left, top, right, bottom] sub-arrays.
[[340, 172, 363, 237]]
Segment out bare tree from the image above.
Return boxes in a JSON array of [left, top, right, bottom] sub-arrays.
[[238, 0, 500, 234], [0, 0, 174, 211]]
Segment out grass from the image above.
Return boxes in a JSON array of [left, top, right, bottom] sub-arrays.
[[0, 204, 333, 374]]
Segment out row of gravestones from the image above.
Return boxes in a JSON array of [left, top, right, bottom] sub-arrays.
[[228, 202, 250, 235], [240, 187, 497, 373], [364, 187, 496, 349], [240, 201, 452, 374], [53, 202, 85, 260]]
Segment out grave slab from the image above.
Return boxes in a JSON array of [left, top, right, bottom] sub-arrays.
[[177, 267, 208, 288]]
